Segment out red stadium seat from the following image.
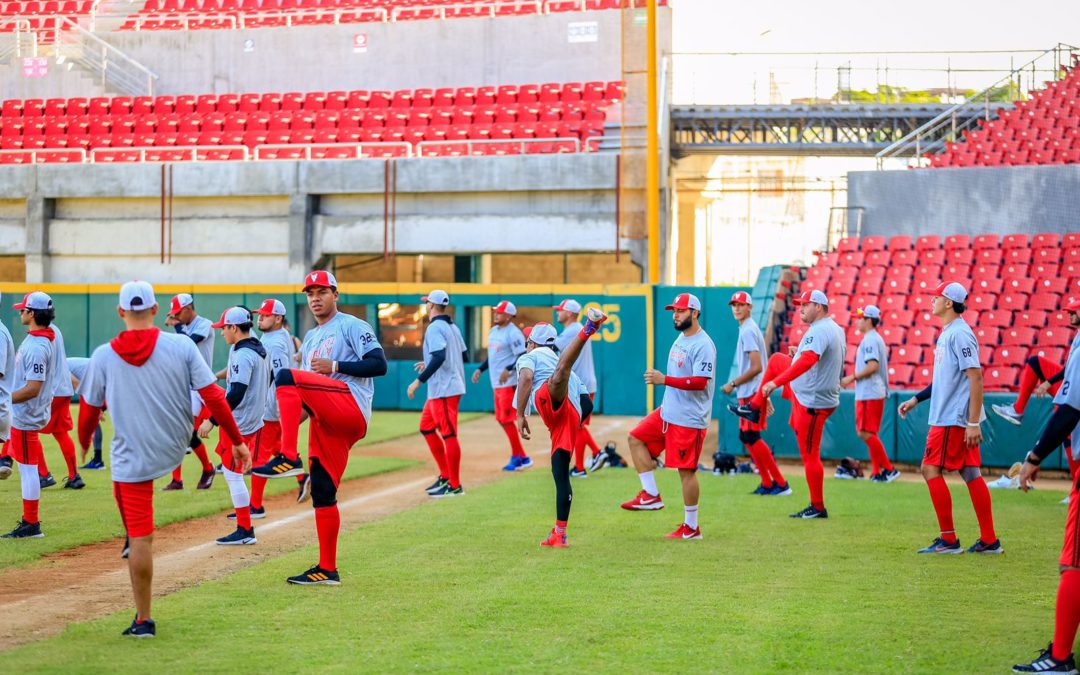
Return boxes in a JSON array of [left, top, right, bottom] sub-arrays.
[[1033, 232, 1061, 248], [984, 366, 1019, 390], [973, 326, 1001, 345], [915, 235, 941, 251], [943, 234, 970, 250], [861, 236, 886, 251], [884, 309, 914, 325], [908, 326, 936, 346], [911, 365, 933, 389], [887, 235, 913, 251], [998, 292, 1029, 312], [892, 345, 921, 365], [993, 345, 1028, 365], [1032, 346, 1065, 362], [1038, 327, 1071, 347]]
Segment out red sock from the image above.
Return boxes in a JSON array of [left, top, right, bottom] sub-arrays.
[[250, 475, 266, 510], [192, 443, 213, 473], [865, 435, 893, 473], [1015, 364, 1040, 414], [1053, 569, 1080, 661], [926, 476, 957, 543], [555, 519, 567, 534], [37, 459, 49, 478], [54, 432, 77, 480], [1068, 445, 1079, 481], [804, 454, 824, 510], [276, 380, 303, 461], [501, 423, 526, 458], [314, 505, 340, 571], [580, 426, 600, 456], [745, 443, 775, 488], [751, 439, 785, 486], [423, 432, 449, 478], [444, 435, 462, 488], [572, 437, 587, 472], [172, 465, 183, 482], [23, 498, 39, 524], [235, 505, 252, 530], [966, 476, 997, 543]]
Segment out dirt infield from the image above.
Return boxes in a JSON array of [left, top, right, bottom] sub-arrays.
[[0, 414, 640, 649]]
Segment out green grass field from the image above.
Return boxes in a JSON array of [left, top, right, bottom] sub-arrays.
[[0, 410, 451, 569], [5, 463, 1069, 673]]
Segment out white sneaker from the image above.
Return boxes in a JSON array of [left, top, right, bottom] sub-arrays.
[[1063, 495, 1071, 505], [992, 403, 1023, 426], [988, 474, 1020, 489]]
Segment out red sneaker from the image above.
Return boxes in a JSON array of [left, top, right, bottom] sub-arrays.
[[620, 490, 664, 511], [540, 529, 568, 548], [664, 523, 702, 540]]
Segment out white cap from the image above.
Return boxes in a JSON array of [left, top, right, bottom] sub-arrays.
[[492, 300, 517, 316], [254, 298, 286, 316], [553, 299, 582, 313], [423, 289, 450, 306], [13, 291, 53, 311], [169, 293, 193, 315], [666, 292, 702, 311], [528, 322, 559, 346], [932, 281, 969, 304], [119, 281, 157, 311], [794, 289, 830, 306], [855, 305, 881, 320], [211, 306, 252, 329]]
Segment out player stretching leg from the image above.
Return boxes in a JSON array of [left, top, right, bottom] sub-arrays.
[[515, 311, 606, 547], [622, 293, 716, 539], [1012, 298, 1080, 674], [899, 282, 1001, 555], [723, 291, 789, 496], [553, 299, 605, 476], [731, 290, 845, 519], [257, 271, 388, 585], [472, 300, 531, 472], [842, 305, 899, 483], [0, 293, 13, 482]]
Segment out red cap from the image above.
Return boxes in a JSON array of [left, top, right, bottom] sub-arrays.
[[169, 293, 193, 316], [303, 270, 338, 291], [1065, 296, 1080, 313], [728, 291, 752, 306], [210, 308, 229, 329], [793, 289, 829, 306], [665, 293, 702, 311], [253, 298, 286, 316], [522, 326, 532, 339]]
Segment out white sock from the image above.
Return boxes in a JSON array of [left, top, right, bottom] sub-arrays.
[[223, 468, 250, 509], [639, 470, 658, 497], [18, 463, 40, 500], [684, 505, 699, 529]]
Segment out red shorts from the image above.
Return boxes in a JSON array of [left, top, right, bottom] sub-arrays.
[[217, 428, 263, 473], [493, 386, 516, 426], [855, 399, 885, 434], [193, 405, 212, 432], [533, 381, 582, 456], [260, 420, 281, 460], [421, 395, 461, 437], [9, 428, 43, 465], [738, 397, 767, 432], [288, 369, 368, 486], [629, 408, 707, 470], [789, 400, 835, 460], [1062, 476, 1080, 567], [923, 425, 981, 471], [40, 396, 73, 434], [114, 480, 154, 538]]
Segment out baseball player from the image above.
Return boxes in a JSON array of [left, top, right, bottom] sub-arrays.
[[77, 280, 248, 637], [731, 289, 845, 519], [554, 299, 605, 475], [250, 299, 307, 507], [408, 289, 467, 498], [621, 293, 716, 540], [1, 292, 61, 539], [841, 305, 899, 483], [515, 310, 607, 547], [898, 282, 1000, 555], [1012, 297, 1080, 674], [162, 293, 216, 491], [723, 291, 789, 496], [36, 321, 83, 489], [198, 307, 269, 545], [0, 293, 14, 481], [254, 270, 387, 585], [68, 357, 105, 470], [471, 300, 531, 472]]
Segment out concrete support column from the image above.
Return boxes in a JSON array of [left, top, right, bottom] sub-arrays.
[[674, 194, 702, 285], [288, 192, 315, 278], [24, 194, 51, 283]]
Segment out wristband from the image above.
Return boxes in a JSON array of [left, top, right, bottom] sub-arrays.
[[966, 422, 980, 428], [1026, 451, 1042, 466], [332, 360, 338, 373]]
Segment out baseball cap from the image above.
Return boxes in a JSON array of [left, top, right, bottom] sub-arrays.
[[793, 289, 829, 306], [119, 280, 157, 311], [422, 289, 450, 306], [492, 300, 517, 316], [666, 293, 702, 311], [13, 291, 53, 311], [211, 306, 252, 329], [522, 326, 532, 339], [728, 291, 753, 306], [528, 322, 558, 346], [855, 305, 881, 320], [553, 299, 582, 313], [1065, 296, 1080, 313], [169, 292, 193, 315], [931, 281, 968, 304], [253, 298, 286, 316], [303, 270, 337, 291]]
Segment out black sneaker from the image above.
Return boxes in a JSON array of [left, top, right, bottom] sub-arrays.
[[296, 473, 311, 504], [429, 483, 462, 498], [214, 463, 224, 475], [196, 470, 215, 490], [121, 615, 156, 638], [228, 506, 266, 520], [751, 484, 770, 495], [0, 456, 12, 480], [604, 442, 628, 468], [1, 518, 43, 538], [570, 468, 588, 478], [161, 479, 184, 491], [869, 471, 885, 483], [39, 473, 56, 489], [425, 476, 449, 494], [121, 537, 130, 559], [216, 527, 257, 545], [1013, 643, 1079, 673], [253, 454, 305, 479], [967, 538, 1004, 554], [883, 468, 901, 482], [789, 504, 828, 519], [587, 450, 609, 473], [917, 537, 964, 554], [63, 473, 86, 490], [727, 402, 761, 424], [80, 458, 106, 470], [286, 564, 340, 585]]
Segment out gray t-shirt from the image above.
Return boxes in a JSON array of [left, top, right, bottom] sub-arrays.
[[78, 331, 216, 483], [660, 329, 717, 430], [301, 311, 381, 423], [928, 318, 984, 427], [67, 356, 89, 381], [734, 319, 766, 399], [423, 317, 466, 400], [1054, 330, 1080, 410], [51, 323, 74, 398], [790, 317, 846, 409], [854, 330, 889, 401], [0, 322, 14, 441], [259, 328, 295, 422], [177, 315, 215, 369], [12, 332, 56, 431], [226, 341, 269, 436], [555, 321, 597, 394], [516, 346, 588, 418], [487, 323, 525, 389]]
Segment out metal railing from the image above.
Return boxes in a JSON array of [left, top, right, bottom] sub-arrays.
[[252, 142, 412, 160], [0, 147, 88, 163], [0, 18, 36, 63], [416, 136, 580, 156], [89, 145, 250, 162], [390, 0, 539, 20], [875, 43, 1080, 167], [53, 16, 158, 95]]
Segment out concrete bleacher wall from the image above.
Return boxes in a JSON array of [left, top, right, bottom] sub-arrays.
[[848, 165, 1080, 237]]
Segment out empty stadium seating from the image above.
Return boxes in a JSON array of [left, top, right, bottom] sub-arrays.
[[0, 82, 621, 163], [780, 232, 1080, 391]]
